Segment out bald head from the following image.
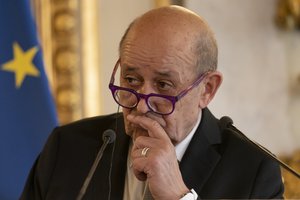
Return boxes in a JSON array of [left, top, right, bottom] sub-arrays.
[[119, 5, 218, 73]]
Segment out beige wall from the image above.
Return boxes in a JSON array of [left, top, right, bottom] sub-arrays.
[[98, 0, 300, 155], [186, 0, 300, 155]]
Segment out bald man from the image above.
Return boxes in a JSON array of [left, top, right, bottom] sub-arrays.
[[21, 6, 284, 200]]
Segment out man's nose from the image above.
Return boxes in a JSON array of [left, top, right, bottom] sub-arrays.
[[136, 98, 149, 114], [136, 85, 151, 114]]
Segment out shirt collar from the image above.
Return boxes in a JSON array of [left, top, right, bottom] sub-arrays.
[[175, 111, 202, 162]]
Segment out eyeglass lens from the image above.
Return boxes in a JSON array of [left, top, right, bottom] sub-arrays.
[[114, 89, 174, 114]]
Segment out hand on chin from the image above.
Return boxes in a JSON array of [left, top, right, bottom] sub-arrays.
[[131, 126, 149, 142], [126, 112, 167, 140]]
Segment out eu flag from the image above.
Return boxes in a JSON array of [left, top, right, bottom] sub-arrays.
[[0, 0, 58, 199]]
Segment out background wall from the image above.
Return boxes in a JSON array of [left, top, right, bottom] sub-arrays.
[[98, 0, 300, 156]]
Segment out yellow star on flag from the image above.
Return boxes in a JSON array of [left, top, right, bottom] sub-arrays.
[[1, 42, 40, 88]]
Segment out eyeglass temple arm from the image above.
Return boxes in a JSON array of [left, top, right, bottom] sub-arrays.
[[176, 72, 208, 101], [109, 59, 121, 85]]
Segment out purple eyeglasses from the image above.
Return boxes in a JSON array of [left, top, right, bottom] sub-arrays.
[[109, 59, 210, 115]]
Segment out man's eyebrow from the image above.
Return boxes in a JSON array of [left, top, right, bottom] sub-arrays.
[[154, 71, 173, 77], [121, 65, 139, 72], [154, 70, 180, 80], [121, 65, 180, 80]]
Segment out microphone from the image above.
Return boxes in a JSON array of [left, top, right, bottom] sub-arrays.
[[102, 129, 116, 144], [220, 116, 300, 179], [76, 129, 116, 200]]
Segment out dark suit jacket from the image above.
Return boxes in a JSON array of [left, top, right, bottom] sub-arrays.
[[20, 108, 284, 199]]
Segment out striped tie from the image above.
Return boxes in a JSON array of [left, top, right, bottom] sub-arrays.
[[143, 181, 153, 200]]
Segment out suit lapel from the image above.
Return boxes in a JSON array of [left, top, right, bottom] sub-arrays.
[[180, 108, 222, 192], [110, 114, 130, 199]]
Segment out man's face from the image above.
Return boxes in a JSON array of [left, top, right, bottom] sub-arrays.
[[119, 25, 204, 144]]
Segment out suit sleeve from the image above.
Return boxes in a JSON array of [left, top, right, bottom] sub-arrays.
[[250, 156, 284, 199], [20, 128, 60, 200]]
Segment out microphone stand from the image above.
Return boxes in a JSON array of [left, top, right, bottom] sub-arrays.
[[221, 116, 300, 179], [229, 124, 300, 179], [76, 130, 116, 200]]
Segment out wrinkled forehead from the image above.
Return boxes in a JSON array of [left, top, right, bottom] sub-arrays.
[[119, 37, 198, 82]]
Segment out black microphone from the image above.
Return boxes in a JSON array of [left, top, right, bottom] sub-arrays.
[[220, 116, 300, 179], [76, 129, 116, 200]]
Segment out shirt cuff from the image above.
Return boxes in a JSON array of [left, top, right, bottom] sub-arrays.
[[179, 189, 198, 200]]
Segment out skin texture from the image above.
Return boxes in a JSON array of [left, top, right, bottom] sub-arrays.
[[119, 6, 223, 199]]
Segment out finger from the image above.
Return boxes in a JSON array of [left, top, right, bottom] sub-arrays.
[[127, 115, 170, 141], [131, 157, 150, 181], [131, 145, 152, 159], [132, 136, 159, 152], [131, 147, 142, 159], [134, 170, 147, 181]]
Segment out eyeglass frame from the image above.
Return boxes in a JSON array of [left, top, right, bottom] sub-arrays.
[[109, 59, 211, 115]]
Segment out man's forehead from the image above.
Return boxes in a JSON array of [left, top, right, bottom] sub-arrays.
[[121, 63, 182, 78]]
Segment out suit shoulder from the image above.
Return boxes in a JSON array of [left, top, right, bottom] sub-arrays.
[[61, 112, 122, 127], [219, 126, 277, 165], [53, 112, 124, 140]]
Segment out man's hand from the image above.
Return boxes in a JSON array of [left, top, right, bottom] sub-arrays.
[[128, 114, 189, 200]]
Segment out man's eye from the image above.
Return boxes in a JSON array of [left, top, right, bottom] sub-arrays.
[[124, 77, 140, 85], [157, 81, 172, 90]]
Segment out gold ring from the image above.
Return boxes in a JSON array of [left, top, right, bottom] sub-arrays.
[[141, 147, 150, 157]]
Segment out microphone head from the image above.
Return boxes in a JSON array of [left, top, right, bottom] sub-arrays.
[[102, 129, 116, 144], [219, 116, 234, 130]]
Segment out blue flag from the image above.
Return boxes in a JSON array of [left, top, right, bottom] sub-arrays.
[[0, 0, 58, 199]]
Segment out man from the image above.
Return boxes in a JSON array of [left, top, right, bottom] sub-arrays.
[[21, 5, 284, 200]]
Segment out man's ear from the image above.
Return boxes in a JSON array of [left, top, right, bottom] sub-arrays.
[[198, 71, 223, 108]]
